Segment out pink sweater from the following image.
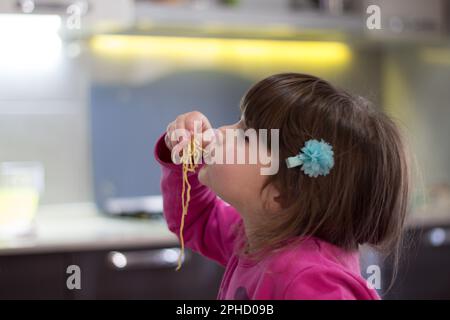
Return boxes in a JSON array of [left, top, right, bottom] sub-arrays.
[[154, 134, 380, 300]]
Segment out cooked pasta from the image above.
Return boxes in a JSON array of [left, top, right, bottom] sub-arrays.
[[176, 137, 202, 271]]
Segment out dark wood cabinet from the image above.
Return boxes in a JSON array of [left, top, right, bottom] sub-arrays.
[[382, 224, 450, 300], [0, 253, 68, 299], [0, 247, 224, 300]]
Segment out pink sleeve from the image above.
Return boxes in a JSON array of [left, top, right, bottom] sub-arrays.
[[283, 267, 381, 300], [154, 133, 242, 267]]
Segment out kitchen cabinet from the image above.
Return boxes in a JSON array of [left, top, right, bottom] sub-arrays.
[[382, 222, 450, 299], [0, 253, 67, 299], [0, 203, 224, 299], [0, 247, 223, 299]]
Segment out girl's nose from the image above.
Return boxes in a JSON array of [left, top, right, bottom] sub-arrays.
[[218, 124, 232, 132], [217, 124, 238, 134]]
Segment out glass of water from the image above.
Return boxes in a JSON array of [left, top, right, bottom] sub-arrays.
[[0, 162, 44, 238]]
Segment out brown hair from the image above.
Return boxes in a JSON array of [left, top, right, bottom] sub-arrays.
[[236, 73, 411, 266]]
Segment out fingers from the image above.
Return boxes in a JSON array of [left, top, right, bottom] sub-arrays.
[[185, 111, 212, 134], [165, 111, 213, 151], [186, 111, 215, 149], [165, 120, 177, 150]]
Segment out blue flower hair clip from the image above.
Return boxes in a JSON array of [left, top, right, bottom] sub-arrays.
[[286, 139, 334, 178]]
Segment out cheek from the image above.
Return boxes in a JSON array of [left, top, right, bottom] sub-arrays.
[[198, 164, 234, 192], [200, 163, 264, 203], [198, 133, 266, 205]]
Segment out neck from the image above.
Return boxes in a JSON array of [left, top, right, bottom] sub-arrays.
[[236, 204, 261, 254]]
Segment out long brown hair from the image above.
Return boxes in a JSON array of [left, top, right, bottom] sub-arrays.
[[236, 73, 411, 268]]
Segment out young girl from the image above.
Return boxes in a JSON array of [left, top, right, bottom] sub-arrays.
[[154, 73, 410, 300]]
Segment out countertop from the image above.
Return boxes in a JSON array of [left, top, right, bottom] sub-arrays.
[[0, 202, 178, 256], [1, 202, 449, 256]]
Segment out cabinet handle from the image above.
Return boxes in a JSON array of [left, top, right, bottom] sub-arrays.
[[426, 228, 450, 247], [107, 248, 189, 270]]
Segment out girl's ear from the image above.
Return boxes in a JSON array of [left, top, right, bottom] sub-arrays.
[[263, 183, 283, 214]]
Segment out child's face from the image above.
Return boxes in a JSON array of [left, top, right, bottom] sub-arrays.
[[198, 119, 281, 219]]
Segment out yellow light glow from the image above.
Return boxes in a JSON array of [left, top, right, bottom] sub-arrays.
[[90, 35, 351, 67]]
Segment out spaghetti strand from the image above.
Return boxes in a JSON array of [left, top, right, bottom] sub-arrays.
[[176, 137, 202, 270]]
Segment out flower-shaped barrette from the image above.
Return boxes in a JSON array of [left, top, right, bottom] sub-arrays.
[[285, 139, 334, 178]]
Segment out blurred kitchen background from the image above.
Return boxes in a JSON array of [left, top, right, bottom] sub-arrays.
[[0, 0, 449, 299]]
